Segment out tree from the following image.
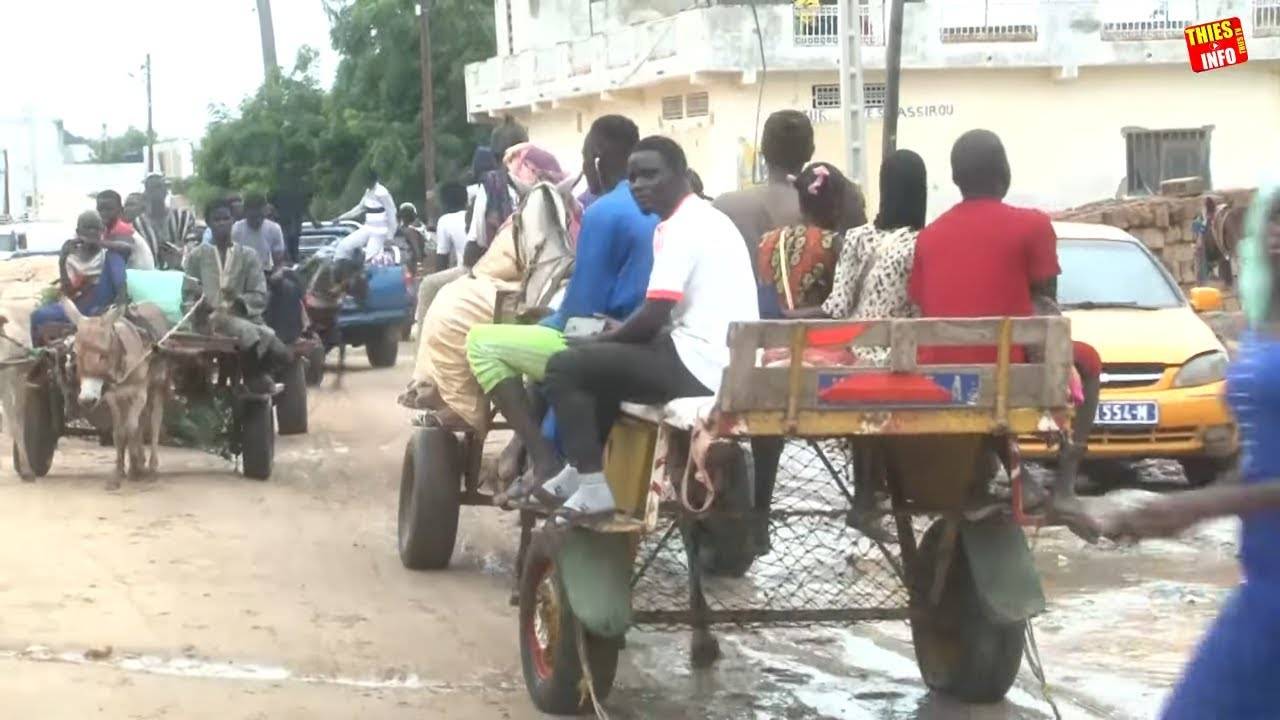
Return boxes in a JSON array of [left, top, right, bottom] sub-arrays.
[[322, 0, 495, 215], [190, 0, 495, 220], [190, 48, 330, 212]]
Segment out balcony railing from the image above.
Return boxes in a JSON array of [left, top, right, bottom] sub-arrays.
[[1101, 0, 1198, 40], [1258, 0, 1280, 36], [793, 4, 886, 47], [938, 1, 1039, 43]]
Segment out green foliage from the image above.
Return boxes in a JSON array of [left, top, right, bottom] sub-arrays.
[[93, 126, 151, 164], [191, 0, 495, 220]]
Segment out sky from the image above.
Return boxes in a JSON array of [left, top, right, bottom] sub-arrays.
[[0, 0, 339, 142]]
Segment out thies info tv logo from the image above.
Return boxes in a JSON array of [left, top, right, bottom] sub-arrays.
[[1185, 17, 1248, 73]]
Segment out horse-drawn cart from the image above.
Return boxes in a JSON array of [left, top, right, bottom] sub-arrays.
[[509, 315, 1074, 715], [11, 327, 316, 482]]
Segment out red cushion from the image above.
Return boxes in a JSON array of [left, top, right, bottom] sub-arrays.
[[819, 373, 954, 405]]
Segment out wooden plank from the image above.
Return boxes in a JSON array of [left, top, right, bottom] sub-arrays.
[[784, 324, 806, 431], [714, 407, 1051, 437], [888, 322, 918, 373], [720, 322, 762, 411], [727, 317, 1059, 351], [718, 365, 1057, 413], [1040, 317, 1073, 407]]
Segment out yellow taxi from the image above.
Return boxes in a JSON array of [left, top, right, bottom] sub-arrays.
[[1018, 222, 1237, 486]]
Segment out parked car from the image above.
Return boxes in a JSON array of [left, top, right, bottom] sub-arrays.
[[1018, 222, 1238, 486]]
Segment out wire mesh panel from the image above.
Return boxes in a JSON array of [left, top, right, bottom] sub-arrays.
[[632, 440, 910, 629]]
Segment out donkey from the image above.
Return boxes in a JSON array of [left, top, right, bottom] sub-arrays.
[[63, 301, 172, 489], [0, 314, 36, 480]]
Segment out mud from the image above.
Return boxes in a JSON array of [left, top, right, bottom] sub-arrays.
[[0, 344, 1242, 719]]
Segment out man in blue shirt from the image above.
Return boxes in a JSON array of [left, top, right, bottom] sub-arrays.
[[466, 115, 656, 499]]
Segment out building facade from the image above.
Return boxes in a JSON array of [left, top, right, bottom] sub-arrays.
[[465, 0, 1280, 217]]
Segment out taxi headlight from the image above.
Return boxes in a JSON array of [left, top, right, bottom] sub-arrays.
[[1173, 351, 1228, 388]]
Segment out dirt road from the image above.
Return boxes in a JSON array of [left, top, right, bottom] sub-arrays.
[[0, 344, 1241, 719]]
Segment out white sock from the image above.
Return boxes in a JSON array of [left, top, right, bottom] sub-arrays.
[[560, 472, 615, 515], [541, 465, 580, 500]]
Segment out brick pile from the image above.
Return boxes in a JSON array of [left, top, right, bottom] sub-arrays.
[[1052, 187, 1256, 291]]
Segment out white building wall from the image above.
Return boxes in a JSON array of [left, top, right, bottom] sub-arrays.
[[509, 60, 1280, 218]]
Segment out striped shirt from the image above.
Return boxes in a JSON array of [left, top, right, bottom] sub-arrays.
[[136, 208, 195, 270]]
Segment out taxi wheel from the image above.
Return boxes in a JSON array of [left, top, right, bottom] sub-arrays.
[[1179, 457, 1235, 488], [519, 533, 619, 715]]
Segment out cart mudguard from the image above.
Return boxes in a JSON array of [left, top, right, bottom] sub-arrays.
[[557, 529, 632, 639], [959, 519, 1045, 624]]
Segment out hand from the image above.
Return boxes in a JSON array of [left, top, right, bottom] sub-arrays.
[[1099, 495, 1202, 541]]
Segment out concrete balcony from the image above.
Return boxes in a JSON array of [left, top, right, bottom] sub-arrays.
[[465, 0, 1280, 118]]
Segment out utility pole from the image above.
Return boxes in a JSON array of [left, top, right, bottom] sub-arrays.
[[145, 53, 155, 173], [2, 149, 9, 218], [837, 0, 867, 189], [256, 0, 279, 81], [418, 0, 437, 220], [882, 0, 906, 158]]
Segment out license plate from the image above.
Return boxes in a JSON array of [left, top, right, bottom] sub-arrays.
[[1095, 401, 1159, 426]]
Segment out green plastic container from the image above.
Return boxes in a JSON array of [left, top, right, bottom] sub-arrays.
[[126, 270, 185, 325]]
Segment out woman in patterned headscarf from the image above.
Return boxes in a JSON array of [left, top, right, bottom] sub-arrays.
[[1103, 185, 1280, 720]]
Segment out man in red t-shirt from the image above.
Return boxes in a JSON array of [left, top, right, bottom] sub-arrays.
[[908, 129, 1059, 364], [909, 129, 1100, 539]]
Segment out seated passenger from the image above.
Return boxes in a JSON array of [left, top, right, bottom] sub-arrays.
[[909, 129, 1097, 537], [466, 115, 656, 500], [236, 193, 306, 344], [402, 144, 580, 428], [184, 200, 292, 393], [533, 137, 759, 521], [30, 210, 127, 345], [97, 190, 155, 271]]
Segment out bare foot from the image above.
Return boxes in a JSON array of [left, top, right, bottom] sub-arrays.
[[1050, 493, 1102, 544]]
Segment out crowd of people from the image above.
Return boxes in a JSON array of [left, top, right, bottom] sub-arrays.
[[396, 110, 1103, 537]]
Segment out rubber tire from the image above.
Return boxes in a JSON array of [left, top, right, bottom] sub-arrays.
[[398, 428, 462, 570], [239, 398, 274, 481], [1179, 456, 1235, 488], [519, 533, 620, 715], [910, 519, 1025, 704], [11, 382, 57, 478], [366, 325, 400, 368], [275, 360, 308, 436], [304, 345, 326, 387]]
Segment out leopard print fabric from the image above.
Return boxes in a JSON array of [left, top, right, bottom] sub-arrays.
[[821, 223, 919, 366]]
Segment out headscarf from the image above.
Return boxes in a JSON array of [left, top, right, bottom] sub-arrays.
[[876, 149, 928, 231], [1238, 184, 1280, 329], [503, 142, 567, 185]]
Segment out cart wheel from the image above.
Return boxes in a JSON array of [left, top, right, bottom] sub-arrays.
[[910, 519, 1024, 703], [519, 533, 620, 715], [366, 324, 400, 368], [239, 398, 274, 481], [304, 345, 326, 387], [275, 359, 308, 436], [398, 427, 461, 569], [11, 382, 58, 479]]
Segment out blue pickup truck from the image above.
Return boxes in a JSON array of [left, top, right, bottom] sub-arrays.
[[298, 223, 417, 384]]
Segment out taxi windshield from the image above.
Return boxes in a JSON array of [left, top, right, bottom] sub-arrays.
[[1057, 238, 1184, 310]]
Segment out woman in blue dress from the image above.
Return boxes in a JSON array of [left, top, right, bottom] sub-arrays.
[[1103, 184, 1280, 719]]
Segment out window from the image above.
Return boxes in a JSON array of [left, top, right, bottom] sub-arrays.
[[661, 95, 684, 121], [811, 83, 840, 110], [685, 92, 709, 118], [863, 82, 886, 109], [1123, 127, 1212, 196], [1056, 239, 1183, 310], [810, 82, 885, 110]]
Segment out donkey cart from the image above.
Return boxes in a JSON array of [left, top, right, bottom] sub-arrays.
[[11, 329, 314, 482], [512, 316, 1075, 716]]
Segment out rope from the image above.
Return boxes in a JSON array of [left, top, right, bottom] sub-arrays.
[[1023, 524, 1063, 720], [116, 298, 207, 383], [575, 624, 611, 720]]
